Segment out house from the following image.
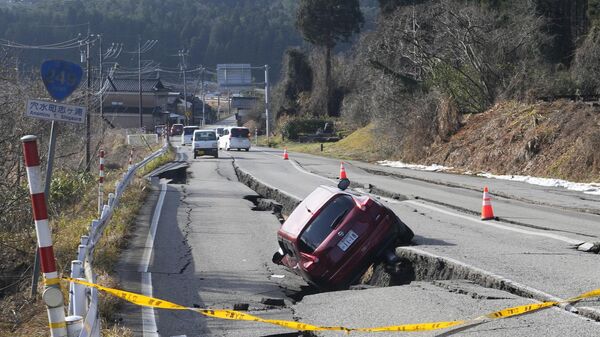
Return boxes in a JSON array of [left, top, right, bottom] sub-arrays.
[[101, 78, 173, 129], [231, 95, 258, 125]]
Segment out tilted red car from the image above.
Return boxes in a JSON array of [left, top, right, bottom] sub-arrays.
[[273, 181, 414, 289]]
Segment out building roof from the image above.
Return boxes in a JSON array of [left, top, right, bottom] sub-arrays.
[[105, 78, 169, 93]]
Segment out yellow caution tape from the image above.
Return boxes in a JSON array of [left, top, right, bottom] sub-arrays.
[[63, 278, 600, 333], [44, 277, 61, 286]]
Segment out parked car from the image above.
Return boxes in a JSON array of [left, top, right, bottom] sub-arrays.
[[272, 179, 413, 290], [215, 127, 225, 138], [170, 123, 184, 136], [192, 129, 219, 159], [218, 127, 251, 151], [181, 126, 199, 146]]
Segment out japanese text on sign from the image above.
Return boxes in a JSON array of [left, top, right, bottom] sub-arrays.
[[25, 99, 86, 124]]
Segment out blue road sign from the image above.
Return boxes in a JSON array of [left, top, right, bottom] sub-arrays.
[[41, 60, 83, 101]]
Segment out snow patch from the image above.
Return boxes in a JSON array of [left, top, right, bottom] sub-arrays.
[[477, 173, 600, 195], [377, 160, 600, 195], [377, 160, 453, 172]]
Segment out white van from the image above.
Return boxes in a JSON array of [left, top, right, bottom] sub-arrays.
[[192, 129, 218, 158], [181, 126, 199, 146], [218, 127, 251, 151]]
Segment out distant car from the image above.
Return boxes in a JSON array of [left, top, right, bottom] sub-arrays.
[[215, 127, 225, 138], [192, 129, 218, 159], [218, 127, 251, 151], [170, 124, 184, 136], [181, 126, 199, 146], [272, 180, 414, 290]]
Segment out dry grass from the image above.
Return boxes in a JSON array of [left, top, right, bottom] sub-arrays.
[[0, 137, 170, 337], [259, 124, 382, 162]]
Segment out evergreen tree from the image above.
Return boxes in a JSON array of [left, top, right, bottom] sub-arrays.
[[296, 0, 363, 115]]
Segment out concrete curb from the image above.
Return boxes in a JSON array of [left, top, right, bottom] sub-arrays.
[[230, 160, 600, 323]]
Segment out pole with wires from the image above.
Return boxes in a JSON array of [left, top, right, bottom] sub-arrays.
[[179, 49, 188, 125], [85, 35, 91, 172], [138, 36, 143, 129], [201, 66, 205, 126]]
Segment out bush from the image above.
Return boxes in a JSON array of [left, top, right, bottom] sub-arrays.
[[279, 118, 333, 140]]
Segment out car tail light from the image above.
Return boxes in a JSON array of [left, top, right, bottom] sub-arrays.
[[300, 252, 319, 270]]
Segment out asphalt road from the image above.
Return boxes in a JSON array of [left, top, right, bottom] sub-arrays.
[[118, 135, 600, 336]]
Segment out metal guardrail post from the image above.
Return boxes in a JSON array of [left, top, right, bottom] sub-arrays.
[[98, 150, 105, 217], [65, 315, 83, 337]]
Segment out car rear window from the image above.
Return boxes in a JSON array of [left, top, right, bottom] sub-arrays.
[[194, 131, 216, 141], [299, 195, 355, 253], [184, 127, 198, 135], [230, 128, 249, 138]]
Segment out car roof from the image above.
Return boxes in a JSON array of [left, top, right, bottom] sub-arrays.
[[184, 125, 199, 129], [280, 185, 343, 236], [194, 129, 216, 133]]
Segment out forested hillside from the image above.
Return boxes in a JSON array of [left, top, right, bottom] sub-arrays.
[[271, 0, 600, 181], [0, 0, 302, 74]]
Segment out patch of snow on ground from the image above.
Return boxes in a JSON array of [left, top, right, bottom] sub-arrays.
[[377, 160, 453, 172], [377, 160, 600, 195], [477, 173, 600, 195]]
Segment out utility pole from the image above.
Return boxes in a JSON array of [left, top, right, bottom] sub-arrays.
[[85, 34, 91, 172], [264, 64, 270, 143], [98, 34, 103, 120], [138, 36, 143, 129], [181, 51, 188, 125], [201, 67, 205, 126]]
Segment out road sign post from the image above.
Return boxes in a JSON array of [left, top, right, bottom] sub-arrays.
[[27, 61, 83, 306]]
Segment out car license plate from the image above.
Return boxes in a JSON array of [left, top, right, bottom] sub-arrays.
[[197, 150, 204, 155], [337, 230, 358, 252]]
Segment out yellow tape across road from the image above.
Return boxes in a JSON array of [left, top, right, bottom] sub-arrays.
[[64, 277, 599, 333]]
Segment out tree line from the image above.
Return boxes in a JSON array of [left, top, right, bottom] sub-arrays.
[[272, 0, 600, 159], [0, 0, 302, 76]]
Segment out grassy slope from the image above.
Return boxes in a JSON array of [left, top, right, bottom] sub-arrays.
[[268, 100, 600, 183], [0, 140, 174, 337]]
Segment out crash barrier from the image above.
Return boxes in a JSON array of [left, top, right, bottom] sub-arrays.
[[63, 277, 599, 333], [65, 140, 169, 337], [126, 133, 159, 146]]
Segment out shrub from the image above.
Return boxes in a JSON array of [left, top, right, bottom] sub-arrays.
[[279, 118, 333, 140]]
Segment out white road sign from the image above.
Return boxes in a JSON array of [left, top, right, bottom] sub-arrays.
[[217, 64, 252, 89], [25, 99, 86, 124]]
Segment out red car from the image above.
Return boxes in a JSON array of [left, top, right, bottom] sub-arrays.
[[272, 180, 414, 289], [170, 123, 184, 136]]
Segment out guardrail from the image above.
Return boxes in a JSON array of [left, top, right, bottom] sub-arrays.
[[67, 140, 169, 337]]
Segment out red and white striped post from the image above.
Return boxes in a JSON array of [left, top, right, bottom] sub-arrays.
[[98, 150, 105, 217], [21, 135, 67, 337], [128, 148, 133, 169]]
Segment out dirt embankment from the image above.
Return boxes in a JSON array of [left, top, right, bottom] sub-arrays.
[[423, 100, 600, 182]]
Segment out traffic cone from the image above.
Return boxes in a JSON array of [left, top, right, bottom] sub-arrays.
[[481, 186, 495, 220], [339, 162, 348, 180], [283, 148, 289, 160]]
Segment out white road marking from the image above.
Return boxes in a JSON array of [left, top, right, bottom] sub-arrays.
[[404, 199, 585, 246], [140, 180, 168, 337], [260, 149, 586, 246]]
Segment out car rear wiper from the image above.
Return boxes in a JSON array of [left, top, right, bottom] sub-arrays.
[[330, 209, 349, 229]]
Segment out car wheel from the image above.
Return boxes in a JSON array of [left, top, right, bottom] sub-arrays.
[[214, 153, 219, 158], [245, 148, 249, 152], [237, 148, 241, 151], [226, 143, 230, 151], [193, 154, 197, 159], [394, 214, 414, 245]]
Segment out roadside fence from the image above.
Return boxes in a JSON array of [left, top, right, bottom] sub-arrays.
[[22, 134, 169, 337]]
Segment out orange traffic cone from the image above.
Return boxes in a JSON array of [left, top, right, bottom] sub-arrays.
[[481, 186, 495, 220], [339, 162, 348, 180], [283, 148, 289, 160]]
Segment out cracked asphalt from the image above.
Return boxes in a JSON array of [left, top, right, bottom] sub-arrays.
[[118, 141, 600, 336]]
